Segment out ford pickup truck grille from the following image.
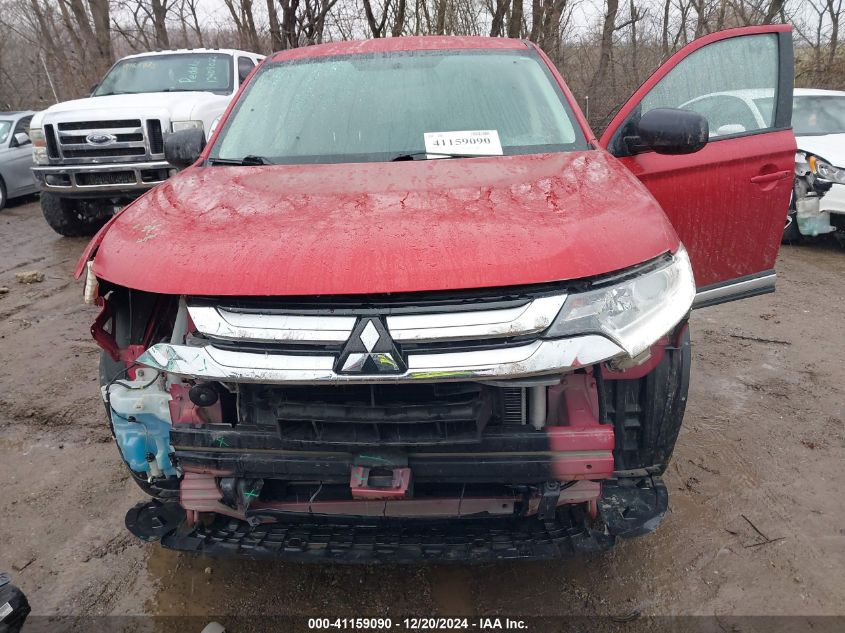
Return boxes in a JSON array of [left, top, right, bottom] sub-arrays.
[[54, 118, 162, 162]]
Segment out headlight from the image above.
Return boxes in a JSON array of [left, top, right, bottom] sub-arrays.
[[171, 120, 204, 133], [29, 128, 48, 165], [808, 155, 845, 185], [543, 246, 695, 358]]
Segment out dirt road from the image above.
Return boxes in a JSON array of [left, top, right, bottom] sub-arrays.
[[1, 199, 843, 631]]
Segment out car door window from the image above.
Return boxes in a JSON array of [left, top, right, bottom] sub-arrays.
[[684, 95, 761, 136], [14, 116, 33, 137], [640, 34, 779, 138]]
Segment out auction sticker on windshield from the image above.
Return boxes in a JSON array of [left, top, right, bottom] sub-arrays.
[[423, 130, 503, 156]]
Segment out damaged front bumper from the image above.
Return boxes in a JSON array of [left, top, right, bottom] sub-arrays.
[[127, 476, 668, 562], [97, 252, 693, 562]]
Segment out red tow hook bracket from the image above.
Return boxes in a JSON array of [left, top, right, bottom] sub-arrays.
[[350, 466, 412, 500]]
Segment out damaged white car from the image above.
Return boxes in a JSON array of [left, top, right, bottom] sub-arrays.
[[787, 88, 845, 242]]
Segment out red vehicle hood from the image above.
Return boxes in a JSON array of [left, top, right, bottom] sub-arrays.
[[92, 152, 679, 296]]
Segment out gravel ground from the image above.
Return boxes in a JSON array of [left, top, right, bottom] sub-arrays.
[[1, 198, 843, 632]]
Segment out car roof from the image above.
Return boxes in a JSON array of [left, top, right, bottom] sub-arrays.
[[0, 110, 35, 118], [794, 88, 845, 98], [122, 48, 263, 61], [269, 36, 529, 63]]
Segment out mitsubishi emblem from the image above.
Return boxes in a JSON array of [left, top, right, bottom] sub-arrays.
[[335, 318, 406, 375]]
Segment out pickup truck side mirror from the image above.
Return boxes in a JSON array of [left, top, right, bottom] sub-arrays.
[[164, 128, 206, 169], [635, 108, 709, 155], [11, 132, 31, 148]]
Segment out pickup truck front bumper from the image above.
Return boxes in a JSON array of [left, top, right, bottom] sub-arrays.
[[32, 161, 173, 197]]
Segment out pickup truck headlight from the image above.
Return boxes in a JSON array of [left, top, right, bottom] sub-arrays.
[[171, 120, 204, 133], [808, 155, 845, 185], [29, 128, 48, 165], [543, 246, 695, 358]]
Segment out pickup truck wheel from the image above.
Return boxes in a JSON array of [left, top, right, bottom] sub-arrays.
[[0, 178, 6, 211], [601, 325, 691, 474], [40, 193, 108, 237]]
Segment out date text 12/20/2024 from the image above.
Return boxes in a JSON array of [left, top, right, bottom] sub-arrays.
[[308, 618, 528, 630]]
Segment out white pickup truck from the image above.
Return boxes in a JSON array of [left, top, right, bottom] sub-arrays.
[[30, 48, 263, 236]]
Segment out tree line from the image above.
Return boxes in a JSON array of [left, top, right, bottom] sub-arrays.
[[0, 0, 841, 128]]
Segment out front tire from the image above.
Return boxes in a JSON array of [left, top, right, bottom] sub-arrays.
[[40, 193, 108, 236], [0, 178, 7, 211]]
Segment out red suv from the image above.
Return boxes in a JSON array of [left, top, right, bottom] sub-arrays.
[[79, 26, 795, 561]]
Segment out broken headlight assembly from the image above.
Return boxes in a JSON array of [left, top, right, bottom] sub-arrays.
[[807, 154, 845, 185], [544, 246, 695, 358]]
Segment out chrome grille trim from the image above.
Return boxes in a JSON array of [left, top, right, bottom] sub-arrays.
[[189, 305, 356, 344], [188, 294, 567, 345], [136, 336, 624, 385], [387, 295, 566, 342], [45, 114, 167, 164]]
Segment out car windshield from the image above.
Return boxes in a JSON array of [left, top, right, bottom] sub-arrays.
[[0, 120, 11, 144], [94, 53, 233, 96], [211, 50, 588, 165], [793, 95, 845, 135]]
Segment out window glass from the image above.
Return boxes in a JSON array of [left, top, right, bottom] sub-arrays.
[[94, 53, 234, 96], [641, 34, 779, 137], [14, 116, 32, 136], [684, 95, 760, 137], [212, 50, 588, 165], [238, 56, 255, 83], [0, 120, 11, 144], [792, 95, 845, 135]]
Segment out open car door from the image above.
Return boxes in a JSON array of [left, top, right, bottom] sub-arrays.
[[599, 25, 795, 308]]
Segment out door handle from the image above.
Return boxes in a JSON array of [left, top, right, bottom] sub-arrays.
[[750, 170, 791, 185]]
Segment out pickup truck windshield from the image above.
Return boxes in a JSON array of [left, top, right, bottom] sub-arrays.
[[793, 95, 845, 136], [94, 53, 233, 96], [212, 50, 588, 164]]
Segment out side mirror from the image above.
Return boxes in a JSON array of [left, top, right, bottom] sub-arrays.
[[636, 108, 709, 155], [11, 132, 31, 148], [164, 128, 206, 169]]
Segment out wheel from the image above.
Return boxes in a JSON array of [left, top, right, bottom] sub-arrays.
[[40, 193, 108, 236], [0, 177, 6, 211], [600, 324, 691, 474]]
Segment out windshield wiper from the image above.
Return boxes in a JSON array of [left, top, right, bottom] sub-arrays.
[[390, 152, 478, 161], [95, 91, 132, 96], [210, 155, 272, 166]]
